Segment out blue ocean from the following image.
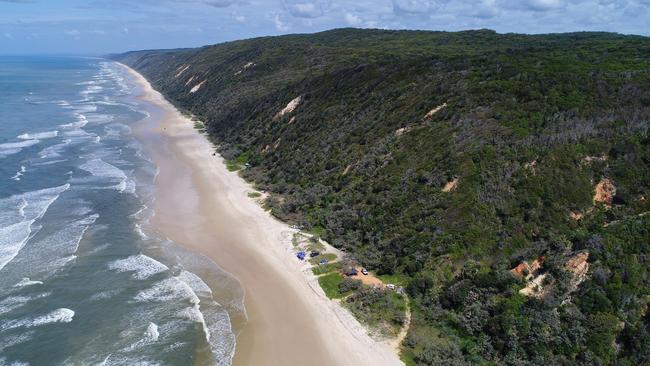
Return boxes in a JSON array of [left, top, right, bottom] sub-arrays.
[[0, 56, 245, 366]]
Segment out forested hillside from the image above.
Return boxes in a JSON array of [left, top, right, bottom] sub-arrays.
[[113, 28, 650, 365]]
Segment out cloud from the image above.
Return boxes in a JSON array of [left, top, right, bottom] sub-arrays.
[[64, 29, 80, 36], [344, 12, 362, 25], [200, 0, 237, 7], [282, 0, 330, 18], [0, 0, 34, 3], [473, 0, 499, 18], [173, 0, 239, 7], [392, 0, 444, 14], [503, 0, 566, 11], [274, 14, 290, 31], [4, 32, 14, 39]]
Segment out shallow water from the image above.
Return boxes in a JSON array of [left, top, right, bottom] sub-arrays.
[[0, 56, 245, 366]]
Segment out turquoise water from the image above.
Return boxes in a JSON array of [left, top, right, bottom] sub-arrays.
[[0, 56, 244, 366]]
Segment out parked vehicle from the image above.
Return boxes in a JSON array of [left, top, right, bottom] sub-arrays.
[[361, 268, 368, 275], [309, 251, 320, 257], [319, 259, 328, 265]]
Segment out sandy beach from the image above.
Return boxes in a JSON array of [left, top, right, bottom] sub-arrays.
[[123, 64, 403, 366]]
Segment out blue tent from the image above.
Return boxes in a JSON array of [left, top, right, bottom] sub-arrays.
[[296, 251, 306, 260]]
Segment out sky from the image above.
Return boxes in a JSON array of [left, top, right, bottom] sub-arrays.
[[0, 0, 648, 54]]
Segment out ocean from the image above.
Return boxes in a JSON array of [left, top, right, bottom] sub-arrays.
[[0, 56, 245, 366]]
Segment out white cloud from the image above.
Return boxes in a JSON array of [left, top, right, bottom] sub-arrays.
[[392, 0, 444, 14], [474, 0, 499, 18], [502, 0, 566, 11], [274, 14, 290, 31], [4, 32, 14, 39], [344, 12, 362, 25], [64, 29, 80, 36], [526, 0, 564, 10], [283, 0, 330, 18], [184, 0, 237, 7]]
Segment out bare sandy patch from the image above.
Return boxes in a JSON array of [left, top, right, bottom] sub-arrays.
[[274, 96, 301, 119], [442, 177, 459, 192], [593, 178, 616, 206], [190, 80, 207, 94], [174, 64, 190, 78], [423, 102, 447, 119]]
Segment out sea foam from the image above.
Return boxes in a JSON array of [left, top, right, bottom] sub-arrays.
[[13, 278, 44, 288], [10, 166, 26, 181], [0, 140, 40, 158], [17, 131, 58, 140], [79, 159, 126, 180], [0, 184, 70, 271], [3, 214, 99, 282], [2, 308, 75, 331], [134, 277, 200, 304], [108, 255, 169, 280]]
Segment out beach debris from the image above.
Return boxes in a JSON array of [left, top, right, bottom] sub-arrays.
[[274, 96, 302, 119], [593, 178, 616, 206], [423, 102, 447, 120], [442, 177, 459, 192], [174, 64, 190, 79], [190, 80, 207, 94]]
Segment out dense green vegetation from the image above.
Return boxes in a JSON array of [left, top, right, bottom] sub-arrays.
[[113, 28, 650, 365], [345, 286, 407, 337]]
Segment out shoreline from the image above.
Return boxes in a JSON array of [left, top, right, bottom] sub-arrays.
[[122, 63, 404, 366]]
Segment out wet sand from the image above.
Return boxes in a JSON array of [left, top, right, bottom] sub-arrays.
[[124, 64, 403, 366]]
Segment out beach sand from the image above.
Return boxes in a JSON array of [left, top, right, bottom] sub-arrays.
[[123, 64, 404, 366]]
